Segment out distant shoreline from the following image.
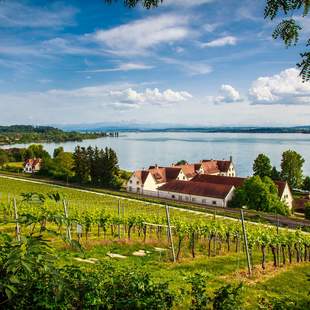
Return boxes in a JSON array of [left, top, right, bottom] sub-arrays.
[[76, 127, 310, 134]]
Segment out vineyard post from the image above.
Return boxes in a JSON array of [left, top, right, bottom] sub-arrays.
[[13, 197, 21, 242], [63, 199, 72, 241], [122, 204, 125, 236], [276, 211, 280, 266], [165, 204, 176, 263], [118, 199, 121, 239], [240, 207, 252, 276]]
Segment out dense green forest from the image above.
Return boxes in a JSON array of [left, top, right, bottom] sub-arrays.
[[0, 125, 118, 145]]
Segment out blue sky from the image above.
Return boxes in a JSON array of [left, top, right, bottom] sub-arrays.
[[0, 0, 309, 126]]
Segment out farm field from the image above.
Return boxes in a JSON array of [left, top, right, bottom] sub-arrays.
[[0, 176, 310, 309]]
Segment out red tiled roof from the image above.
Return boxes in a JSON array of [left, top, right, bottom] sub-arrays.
[[174, 164, 198, 178], [274, 181, 287, 197], [293, 197, 310, 212], [200, 160, 232, 173], [191, 175, 289, 198], [200, 161, 220, 174], [133, 170, 150, 184], [158, 180, 234, 199], [148, 166, 182, 184], [24, 158, 42, 168]]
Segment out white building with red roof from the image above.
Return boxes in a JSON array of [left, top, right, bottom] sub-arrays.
[[23, 158, 42, 174]]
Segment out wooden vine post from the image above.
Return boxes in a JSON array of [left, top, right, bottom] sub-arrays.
[[63, 199, 72, 241], [118, 199, 121, 239], [165, 204, 176, 263], [13, 198, 21, 242], [240, 208, 252, 276]]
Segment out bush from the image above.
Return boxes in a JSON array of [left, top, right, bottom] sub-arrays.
[[305, 203, 310, 220], [213, 283, 243, 310], [0, 235, 175, 309]]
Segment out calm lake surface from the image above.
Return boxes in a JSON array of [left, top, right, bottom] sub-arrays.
[[4, 132, 310, 177]]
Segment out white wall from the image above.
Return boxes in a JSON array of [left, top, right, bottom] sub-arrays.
[[158, 190, 227, 207], [281, 184, 293, 210]]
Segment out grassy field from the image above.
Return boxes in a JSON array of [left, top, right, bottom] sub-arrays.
[[0, 176, 309, 309]]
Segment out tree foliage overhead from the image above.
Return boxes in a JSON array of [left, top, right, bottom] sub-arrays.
[[105, 0, 163, 9], [264, 0, 310, 81]]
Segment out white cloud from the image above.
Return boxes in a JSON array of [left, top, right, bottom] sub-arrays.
[[81, 63, 154, 73], [110, 88, 192, 105], [249, 68, 310, 105], [161, 57, 212, 76], [202, 36, 237, 48], [42, 37, 101, 56], [0, 1, 77, 28], [0, 84, 193, 123], [90, 14, 191, 55], [211, 84, 242, 104]]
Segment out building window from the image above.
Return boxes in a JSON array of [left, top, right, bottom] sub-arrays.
[[183, 176, 186, 180], [129, 187, 132, 192], [178, 195, 183, 200], [192, 197, 196, 202], [136, 181, 139, 185], [185, 196, 189, 201], [129, 180, 132, 184], [202, 199, 206, 204], [212, 201, 217, 205]]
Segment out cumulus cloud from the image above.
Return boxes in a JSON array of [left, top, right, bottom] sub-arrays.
[[249, 68, 310, 105], [0, 1, 77, 28], [213, 84, 242, 104], [90, 14, 191, 55], [80, 63, 154, 73], [110, 88, 192, 105], [0, 84, 193, 123], [202, 36, 237, 48]]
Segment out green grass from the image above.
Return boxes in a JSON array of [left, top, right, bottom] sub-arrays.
[[1, 176, 309, 309]]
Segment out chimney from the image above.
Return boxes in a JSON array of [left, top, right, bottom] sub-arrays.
[[230, 156, 233, 162]]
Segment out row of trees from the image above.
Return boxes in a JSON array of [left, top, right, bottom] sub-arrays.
[[73, 146, 122, 188], [253, 150, 306, 189]]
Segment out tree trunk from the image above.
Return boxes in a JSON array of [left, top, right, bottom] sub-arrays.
[[143, 225, 147, 243], [295, 244, 300, 263], [191, 232, 195, 258], [261, 245, 266, 270], [235, 236, 239, 253], [176, 237, 183, 261], [226, 233, 230, 252], [288, 245, 292, 264], [128, 226, 132, 240], [270, 245, 277, 267], [281, 245, 286, 265], [208, 235, 213, 257]]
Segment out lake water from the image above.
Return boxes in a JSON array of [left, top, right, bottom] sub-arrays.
[[3, 132, 310, 177]]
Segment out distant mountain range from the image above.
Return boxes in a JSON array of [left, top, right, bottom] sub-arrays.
[[57, 123, 310, 134]]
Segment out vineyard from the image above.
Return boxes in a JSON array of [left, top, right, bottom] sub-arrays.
[[1, 176, 310, 309]]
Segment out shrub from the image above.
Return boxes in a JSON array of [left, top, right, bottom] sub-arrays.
[[305, 202, 310, 220]]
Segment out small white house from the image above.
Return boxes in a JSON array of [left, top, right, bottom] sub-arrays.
[[126, 166, 186, 196], [23, 158, 42, 174]]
